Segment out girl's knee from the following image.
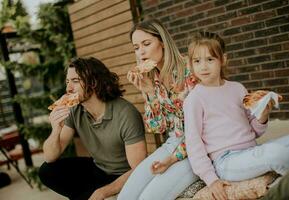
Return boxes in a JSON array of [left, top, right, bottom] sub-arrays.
[[263, 143, 289, 164]]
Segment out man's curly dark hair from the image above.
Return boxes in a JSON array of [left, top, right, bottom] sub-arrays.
[[68, 57, 125, 102]]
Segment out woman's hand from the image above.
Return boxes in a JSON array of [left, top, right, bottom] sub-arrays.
[[150, 155, 178, 174], [127, 70, 154, 95], [208, 180, 230, 200], [49, 105, 70, 131], [258, 99, 274, 124]]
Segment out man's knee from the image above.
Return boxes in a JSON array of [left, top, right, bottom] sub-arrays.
[[38, 161, 56, 185]]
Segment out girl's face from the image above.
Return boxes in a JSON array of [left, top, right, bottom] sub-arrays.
[[132, 29, 164, 69], [191, 45, 224, 87]]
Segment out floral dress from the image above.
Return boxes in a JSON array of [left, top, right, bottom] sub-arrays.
[[143, 66, 197, 160]]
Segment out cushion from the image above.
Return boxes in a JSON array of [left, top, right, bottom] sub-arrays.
[[192, 172, 278, 200], [178, 180, 206, 198]]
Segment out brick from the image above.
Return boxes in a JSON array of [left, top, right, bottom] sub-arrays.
[[238, 5, 262, 15], [215, 0, 231, 7], [184, 0, 202, 8], [228, 59, 246, 67], [180, 23, 197, 31], [275, 86, 289, 93], [263, 78, 288, 87], [226, 1, 247, 11], [223, 27, 241, 36], [280, 103, 289, 110], [229, 74, 250, 81], [158, 1, 173, 9], [176, 8, 195, 17], [236, 65, 260, 73], [263, 0, 288, 10], [255, 27, 279, 38], [275, 69, 289, 77], [169, 18, 186, 26], [247, 55, 271, 64], [207, 7, 225, 17], [188, 13, 205, 21], [261, 61, 285, 70], [227, 52, 234, 59], [232, 32, 254, 42], [198, 18, 215, 26], [258, 44, 282, 54], [242, 22, 265, 32], [231, 16, 251, 26], [242, 80, 263, 89], [269, 34, 289, 44], [173, 32, 188, 40], [195, 2, 214, 12], [283, 42, 289, 50], [167, 5, 183, 13], [244, 38, 267, 48], [253, 10, 276, 21], [226, 43, 244, 52], [251, 71, 274, 80], [248, 0, 264, 5], [277, 5, 289, 15], [217, 12, 237, 22], [160, 15, 171, 22], [280, 24, 289, 32], [272, 52, 289, 60], [270, 112, 289, 120], [266, 16, 289, 27], [207, 22, 229, 31], [235, 49, 256, 57]]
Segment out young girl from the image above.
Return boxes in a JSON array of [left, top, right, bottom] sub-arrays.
[[184, 31, 289, 200]]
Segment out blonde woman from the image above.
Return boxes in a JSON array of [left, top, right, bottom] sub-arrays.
[[117, 19, 198, 200]]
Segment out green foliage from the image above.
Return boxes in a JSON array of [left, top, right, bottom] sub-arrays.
[[0, 0, 76, 189]]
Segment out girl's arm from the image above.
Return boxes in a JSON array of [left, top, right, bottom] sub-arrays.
[[184, 93, 219, 186]]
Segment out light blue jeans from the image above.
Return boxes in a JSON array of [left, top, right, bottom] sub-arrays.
[[214, 135, 289, 181], [117, 134, 199, 200]]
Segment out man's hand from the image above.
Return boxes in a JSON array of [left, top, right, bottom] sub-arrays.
[[208, 180, 230, 200], [49, 105, 70, 131], [88, 187, 107, 200]]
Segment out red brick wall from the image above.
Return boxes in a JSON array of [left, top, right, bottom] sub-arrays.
[[139, 0, 289, 119]]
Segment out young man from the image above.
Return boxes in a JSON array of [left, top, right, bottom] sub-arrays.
[[39, 57, 147, 200]]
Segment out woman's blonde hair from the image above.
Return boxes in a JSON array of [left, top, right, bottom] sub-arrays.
[[130, 19, 185, 84], [188, 31, 227, 79]]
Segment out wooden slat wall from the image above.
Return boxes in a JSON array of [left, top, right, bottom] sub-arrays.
[[68, 0, 157, 153]]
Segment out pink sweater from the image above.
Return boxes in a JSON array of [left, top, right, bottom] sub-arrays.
[[184, 80, 267, 186]]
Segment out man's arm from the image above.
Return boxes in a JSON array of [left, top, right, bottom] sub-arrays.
[[43, 106, 75, 162], [88, 140, 147, 200]]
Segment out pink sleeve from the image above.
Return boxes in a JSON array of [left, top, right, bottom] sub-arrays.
[[241, 85, 268, 138], [184, 93, 219, 186]]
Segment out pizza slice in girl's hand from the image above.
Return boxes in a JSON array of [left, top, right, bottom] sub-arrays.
[[243, 90, 282, 109], [48, 93, 79, 110], [132, 59, 157, 74], [243, 90, 283, 119]]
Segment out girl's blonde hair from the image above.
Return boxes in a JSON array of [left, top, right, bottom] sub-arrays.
[[130, 19, 185, 84], [188, 31, 227, 79]]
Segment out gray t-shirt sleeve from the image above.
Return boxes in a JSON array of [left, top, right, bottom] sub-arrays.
[[120, 105, 145, 145], [64, 109, 75, 129]]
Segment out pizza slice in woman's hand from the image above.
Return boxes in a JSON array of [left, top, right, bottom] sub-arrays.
[[48, 93, 79, 110], [131, 59, 157, 74]]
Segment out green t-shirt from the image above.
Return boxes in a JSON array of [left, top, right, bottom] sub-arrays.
[[65, 97, 145, 175]]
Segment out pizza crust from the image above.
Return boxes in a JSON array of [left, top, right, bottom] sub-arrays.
[[243, 90, 283, 109]]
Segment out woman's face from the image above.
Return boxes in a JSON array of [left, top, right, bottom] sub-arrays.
[[132, 29, 164, 68]]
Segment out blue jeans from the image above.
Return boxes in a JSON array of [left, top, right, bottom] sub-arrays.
[[117, 134, 199, 200], [213, 135, 289, 181]]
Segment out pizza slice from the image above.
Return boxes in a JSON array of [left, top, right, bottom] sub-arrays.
[[132, 59, 157, 74], [48, 93, 79, 110], [243, 90, 283, 109]]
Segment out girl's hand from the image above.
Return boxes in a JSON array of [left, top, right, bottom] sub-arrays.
[[127, 70, 154, 95], [49, 105, 70, 131], [208, 180, 230, 200], [258, 99, 274, 124]]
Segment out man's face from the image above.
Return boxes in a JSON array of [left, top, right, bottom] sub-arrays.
[[66, 67, 86, 102]]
